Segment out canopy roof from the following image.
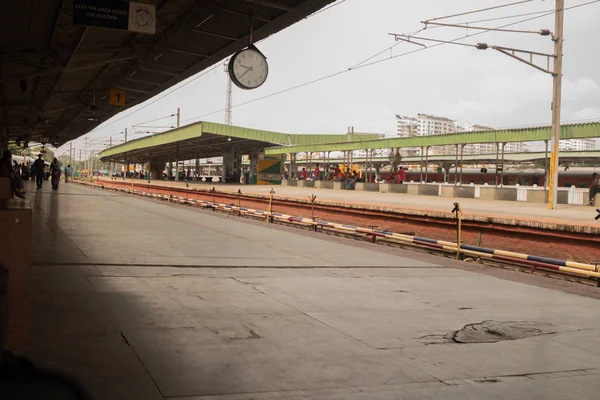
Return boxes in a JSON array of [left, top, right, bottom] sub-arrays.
[[264, 122, 600, 154], [99, 121, 381, 162], [1, 0, 335, 145]]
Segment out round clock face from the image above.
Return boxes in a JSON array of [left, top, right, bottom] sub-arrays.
[[229, 48, 269, 90]]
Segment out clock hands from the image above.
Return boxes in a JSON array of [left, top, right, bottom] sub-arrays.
[[238, 64, 254, 79]]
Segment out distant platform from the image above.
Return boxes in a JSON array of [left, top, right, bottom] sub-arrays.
[[98, 177, 600, 231]]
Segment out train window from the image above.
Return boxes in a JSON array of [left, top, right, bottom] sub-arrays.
[[479, 180, 484, 185], [578, 183, 587, 188], [563, 182, 572, 188]]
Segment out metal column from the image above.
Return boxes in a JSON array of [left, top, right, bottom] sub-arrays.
[[544, 140, 549, 190], [459, 144, 465, 186], [420, 147, 424, 183], [548, 0, 564, 209], [175, 142, 179, 181], [500, 143, 506, 187], [495, 143, 499, 188], [424, 147, 429, 184], [454, 144, 459, 186]]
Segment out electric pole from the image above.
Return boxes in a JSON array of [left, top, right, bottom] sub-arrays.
[[69, 142, 72, 165], [224, 62, 233, 125], [548, 0, 564, 210], [176, 108, 180, 128], [390, 1, 566, 209]]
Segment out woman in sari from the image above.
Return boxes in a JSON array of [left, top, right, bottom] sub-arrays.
[[0, 150, 26, 198], [50, 158, 61, 190]]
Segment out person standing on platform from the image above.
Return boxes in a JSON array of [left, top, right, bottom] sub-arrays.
[[313, 164, 320, 181], [300, 168, 307, 180], [50, 158, 61, 190], [397, 167, 406, 184], [32, 154, 45, 189], [64, 164, 73, 183], [590, 173, 600, 205], [0, 151, 26, 198]]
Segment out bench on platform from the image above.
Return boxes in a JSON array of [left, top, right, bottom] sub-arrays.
[[355, 182, 379, 192], [315, 181, 333, 189], [0, 198, 32, 350]]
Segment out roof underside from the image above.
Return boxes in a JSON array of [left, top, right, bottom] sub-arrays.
[[99, 121, 381, 162], [0, 0, 335, 145], [264, 123, 600, 154]]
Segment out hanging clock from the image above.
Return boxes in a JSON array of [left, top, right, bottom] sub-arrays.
[[228, 45, 269, 90]]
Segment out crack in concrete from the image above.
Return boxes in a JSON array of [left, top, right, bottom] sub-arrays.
[[420, 320, 559, 345]]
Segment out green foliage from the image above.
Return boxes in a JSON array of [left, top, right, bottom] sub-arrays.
[[31, 146, 55, 162]]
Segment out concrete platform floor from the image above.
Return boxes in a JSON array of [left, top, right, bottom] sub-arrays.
[[99, 177, 598, 227], [17, 180, 600, 399]]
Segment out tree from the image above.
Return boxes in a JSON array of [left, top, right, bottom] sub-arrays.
[[31, 146, 55, 163], [7, 143, 33, 158]]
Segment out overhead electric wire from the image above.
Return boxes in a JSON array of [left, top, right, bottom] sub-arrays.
[[131, 114, 176, 127], [307, 0, 348, 18], [424, 0, 534, 22], [181, 0, 600, 124], [85, 62, 222, 136], [77, 1, 347, 144], [83, 0, 600, 144]]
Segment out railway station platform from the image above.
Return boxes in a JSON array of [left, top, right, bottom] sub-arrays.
[[95, 177, 600, 264], [99, 177, 598, 227], [10, 180, 600, 399]]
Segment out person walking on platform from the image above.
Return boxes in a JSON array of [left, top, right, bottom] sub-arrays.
[[32, 154, 45, 189], [64, 164, 73, 183], [50, 158, 61, 191]]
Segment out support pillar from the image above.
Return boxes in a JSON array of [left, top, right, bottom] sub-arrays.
[[495, 142, 500, 188], [424, 146, 429, 184], [420, 146, 424, 183], [249, 149, 261, 184], [175, 143, 179, 181], [500, 142, 506, 187], [454, 144, 459, 186], [459, 144, 465, 186], [290, 153, 298, 179], [544, 140, 549, 190]]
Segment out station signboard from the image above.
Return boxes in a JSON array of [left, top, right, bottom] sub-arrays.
[[73, 0, 156, 34]]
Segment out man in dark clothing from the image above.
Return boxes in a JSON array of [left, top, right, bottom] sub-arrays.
[[32, 154, 45, 189], [590, 173, 600, 205]]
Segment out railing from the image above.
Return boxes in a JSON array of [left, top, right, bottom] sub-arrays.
[[567, 186, 588, 205]]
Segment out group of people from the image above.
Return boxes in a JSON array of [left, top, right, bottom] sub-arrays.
[[0, 151, 63, 198]]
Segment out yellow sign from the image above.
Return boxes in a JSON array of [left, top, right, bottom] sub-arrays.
[[109, 88, 126, 106]]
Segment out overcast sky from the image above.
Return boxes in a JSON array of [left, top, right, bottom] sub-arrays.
[[59, 0, 600, 156]]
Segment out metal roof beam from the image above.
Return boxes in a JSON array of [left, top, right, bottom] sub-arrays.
[[192, 30, 239, 41], [138, 65, 179, 76], [126, 77, 163, 86], [166, 48, 209, 57], [115, 86, 149, 94], [217, 7, 271, 22], [244, 0, 292, 11]]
